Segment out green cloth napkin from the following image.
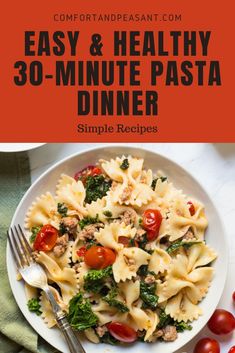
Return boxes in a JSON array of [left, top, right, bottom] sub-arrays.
[[0, 152, 60, 353]]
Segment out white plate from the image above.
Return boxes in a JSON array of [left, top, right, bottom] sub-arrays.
[[0, 143, 45, 152], [6, 146, 228, 353]]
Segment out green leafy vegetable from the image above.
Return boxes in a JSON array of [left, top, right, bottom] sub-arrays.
[[137, 265, 148, 277], [67, 293, 98, 331], [151, 177, 167, 190], [103, 288, 129, 313], [85, 175, 112, 204], [166, 240, 201, 254], [29, 226, 42, 243], [100, 331, 119, 345], [57, 202, 68, 217], [175, 321, 192, 332], [120, 158, 129, 170], [78, 215, 99, 230], [157, 309, 192, 332], [140, 281, 158, 310], [27, 298, 42, 316], [84, 266, 113, 294], [103, 210, 113, 218], [157, 310, 174, 329], [137, 232, 148, 249], [59, 222, 67, 235]]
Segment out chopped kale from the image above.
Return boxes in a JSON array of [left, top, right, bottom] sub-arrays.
[[138, 217, 143, 225], [166, 240, 201, 254], [29, 226, 42, 243], [137, 265, 148, 277], [157, 310, 173, 329], [67, 293, 98, 331], [27, 298, 42, 316], [57, 202, 68, 217], [137, 265, 156, 278], [175, 321, 192, 332], [151, 177, 167, 190], [120, 158, 129, 170], [100, 331, 119, 345], [85, 175, 112, 204], [103, 288, 129, 313], [157, 309, 192, 332], [84, 266, 113, 294], [140, 281, 158, 310], [137, 232, 148, 249], [78, 215, 99, 230], [59, 222, 67, 235], [103, 210, 113, 218]]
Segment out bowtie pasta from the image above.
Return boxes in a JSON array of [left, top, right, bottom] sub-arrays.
[[24, 155, 217, 345]]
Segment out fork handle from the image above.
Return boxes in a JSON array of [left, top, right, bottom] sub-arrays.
[[56, 314, 86, 353], [43, 287, 86, 353]]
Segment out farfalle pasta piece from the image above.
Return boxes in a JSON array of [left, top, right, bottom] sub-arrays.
[[111, 182, 155, 207], [165, 291, 203, 322], [56, 179, 87, 218], [186, 242, 217, 272], [36, 251, 78, 304], [40, 286, 67, 328], [94, 222, 136, 252], [101, 156, 155, 207], [116, 280, 159, 338], [56, 174, 75, 192], [113, 247, 151, 282], [157, 243, 216, 321], [166, 197, 208, 241], [75, 261, 90, 289], [24, 192, 58, 229], [86, 195, 135, 224], [148, 248, 172, 274]]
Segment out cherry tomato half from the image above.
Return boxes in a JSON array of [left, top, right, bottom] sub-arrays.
[[33, 224, 58, 252], [194, 338, 220, 353], [142, 209, 162, 241], [187, 201, 196, 216], [74, 166, 102, 184], [118, 236, 138, 248], [207, 309, 235, 335], [106, 322, 137, 343], [229, 347, 235, 353], [76, 246, 87, 257], [84, 246, 116, 269]]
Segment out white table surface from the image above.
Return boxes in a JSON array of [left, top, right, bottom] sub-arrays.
[[28, 143, 235, 353]]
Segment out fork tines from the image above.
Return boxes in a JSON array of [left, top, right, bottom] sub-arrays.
[[8, 224, 33, 268]]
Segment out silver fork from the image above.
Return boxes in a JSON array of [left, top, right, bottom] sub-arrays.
[[7, 224, 86, 353]]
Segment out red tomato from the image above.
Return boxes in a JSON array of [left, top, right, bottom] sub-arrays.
[[207, 309, 235, 335], [232, 291, 235, 303], [106, 322, 137, 343], [76, 246, 87, 257], [118, 236, 130, 247], [74, 166, 102, 183], [33, 224, 58, 252], [188, 201, 196, 216], [118, 236, 138, 248], [229, 347, 235, 353], [84, 246, 116, 269], [194, 338, 220, 353], [142, 209, 162, 241]]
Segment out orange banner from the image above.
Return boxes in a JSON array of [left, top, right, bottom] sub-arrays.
[[0, 0, 234, 141]]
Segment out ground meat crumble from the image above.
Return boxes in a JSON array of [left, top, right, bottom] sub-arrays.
[[78, 223, 104, 242], [53, 234, 69, 257]]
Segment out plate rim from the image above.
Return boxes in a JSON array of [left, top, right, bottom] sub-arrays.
[[6, 144, 229, 353]]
